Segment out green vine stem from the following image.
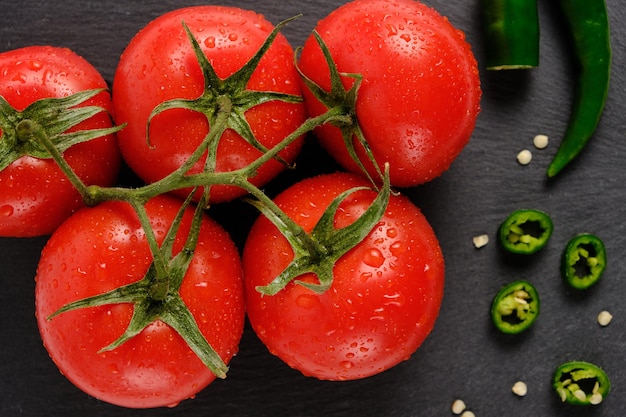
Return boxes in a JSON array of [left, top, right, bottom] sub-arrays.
[[47, 190, 230, 378], [296, 30, 384, 186], [27, 14, 386, 380], [0, 89, 123, 172], [247, 164, 391, 296]]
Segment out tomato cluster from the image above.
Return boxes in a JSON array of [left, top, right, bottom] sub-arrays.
[[0, 0, 480, 409]]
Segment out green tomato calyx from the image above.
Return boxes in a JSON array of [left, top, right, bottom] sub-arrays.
[[249, 164, 391, 296], [0, 90, 121, 172]]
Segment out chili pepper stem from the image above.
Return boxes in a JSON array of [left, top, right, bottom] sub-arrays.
[[481, 0, 540, 70]]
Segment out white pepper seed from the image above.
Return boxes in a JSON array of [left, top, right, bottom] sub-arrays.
[[533, 134, 549, 149], [461, 411, 476, 417], [512, 381, 528, 397], [597, 310, 613, 327], [451, 399, 466, 414], [592, 381, 600, 394], [573, 389, 587, 401], [472, 234, 489, 249], [517, 149, 532, 165], [590, 393, 603, 405]]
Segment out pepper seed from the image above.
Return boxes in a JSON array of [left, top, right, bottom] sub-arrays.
[[451, 399, 466, 414], [590, 393, 603, 405], [533, 134, 549, 149], [517, 149, 532, 165], [472, 234, 489, 249], [512, 381, 528, 397], [597, 310, 612, 327], [573, 389, 587, 401]]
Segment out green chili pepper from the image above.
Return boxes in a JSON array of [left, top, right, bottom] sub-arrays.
[[499, 209, 553, 254], [491, 280, 539, 334], [547, 0, 611, 177], [561, 233, 606, 290], [481, 0, 540, 70], [553, 361, 610, 405]]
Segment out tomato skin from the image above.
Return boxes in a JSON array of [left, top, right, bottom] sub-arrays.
[[298, 0, 481, 187], [0, 46, 120, 237], [112, 6, 306, 203], [243, 172, 444, 380], [35, 195, 245, 408]]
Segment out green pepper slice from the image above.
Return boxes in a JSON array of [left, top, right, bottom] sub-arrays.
[[491, 280, 539, 334], [553, 361, 610, 405], [547, 0, 611, 177], [499, 209, 553, 254], [562, 233, 607, 290], [481, 0, 540, 70]]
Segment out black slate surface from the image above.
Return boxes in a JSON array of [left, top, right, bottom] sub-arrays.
[[1, 1, 625, 416]]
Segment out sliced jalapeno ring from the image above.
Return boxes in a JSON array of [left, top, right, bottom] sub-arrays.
[[553, 361, 610, 405], [499, 209, 553, 254], [562, 233, 607, 290], [491, 280, 539, 334]]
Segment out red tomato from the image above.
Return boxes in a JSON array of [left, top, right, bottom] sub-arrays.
[[35, 195, 245, 408], [298, 0, 481, 187], [0, 46, 120, 237], [112, 6, 306, 203], [243, 172, 445, 380]]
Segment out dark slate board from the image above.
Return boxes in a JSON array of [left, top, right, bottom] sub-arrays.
[[1, 1, 625, 416]]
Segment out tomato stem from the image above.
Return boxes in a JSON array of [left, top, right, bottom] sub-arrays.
[[0, 89, 122, 173], [17, 119, 91, 201], [243, 178, 325, 257], [130, 198, 171, 300], [296, 30, 383, 187], [40, 13, 388, 381], [252, 164, 391, 295], [47, 187, 230, 378]]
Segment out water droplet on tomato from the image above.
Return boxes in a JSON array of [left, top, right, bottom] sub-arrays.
[[340, 360, 354, 369], [359, 272, 373, 282], [28, 60, 43, 71], [228, 33, 238, 42], [390, 241, 405, 256], [363, 248, 384, 268], [383, 292, 405, 307], [107, 363, 120, 374], [295, 293, 319, 310], [204, 36, 216, 48], [12, 72, 27, 83], [385, 23, 398, 36], [0, 205, 14, 217]]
